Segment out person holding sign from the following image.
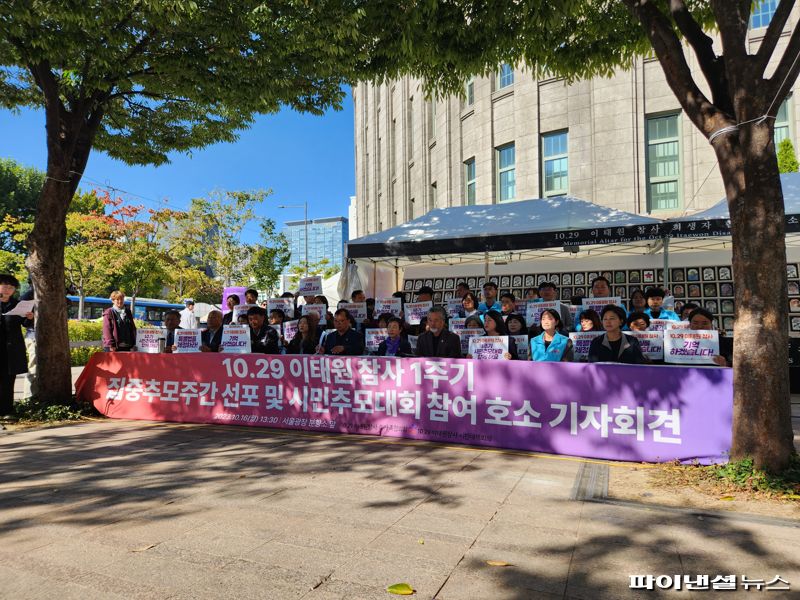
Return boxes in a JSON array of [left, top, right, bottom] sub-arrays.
[[201, 310, 224, 352], [376, 317, 413, 357], [478, 281, 499, 312], [626, 311, 650, 332], [688, 308, 732, 367], [588, 306, 646, 364], [591, 276, 612, 298], [223, 294, 240, 326], [505, 314, 528, 340], [538, 282, 558, 302], [499, 293, 518, 317], [322, 309, 365, 355], [531, 309, 574, 362], [480, 311, 516, 359], [455, 282, 471, 298], [102, 290, 137, 352], [162, 310, 182, 353], [628, 289, 647, 314], [462, 292, 482, 319], [286, 315, 319, 355], [644, 288, 680, 321], [247, 306, 280, 354], [245, 288, 259, 305], [416, 306, 462, 358], [577, 309, 603, 332]]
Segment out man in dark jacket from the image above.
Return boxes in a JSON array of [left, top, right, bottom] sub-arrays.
[[201, 310, 224, 352], [0, 274, 34, 418], [247, 306, 280, 354], [416, 306, 462, 359], [323, 309, 365, 355]]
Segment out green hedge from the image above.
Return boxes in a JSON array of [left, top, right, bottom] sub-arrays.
[[68, 320, 103, 342], [71, 347, 100, 366]]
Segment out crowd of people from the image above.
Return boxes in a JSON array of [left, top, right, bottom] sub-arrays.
[[100, 277, 733, 367]]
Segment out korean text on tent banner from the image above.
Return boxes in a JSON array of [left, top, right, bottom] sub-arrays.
[[268, 298, 294, 319], [365, 328, 388, 353], [374, 297, 402, 318], [526, 300, 565, 327], [297, 276, 323, 296], [447, 298, 464, 318], [581, 297, 624, 315], [469, 335, 509, 360], [512, 335, 530, 360], [457, 329, 483, 355], [220, 327, 251, 353], [341, 302, 367, 323], [136, 328, 163, 353], [175, 329, 202, 353], [233, 304, 257, 322], [664, 330, 719, 365], [405, 301, 432, 325], [302, 303, 327, 318], [569, 331, 604, 361], [628, 331, 664, 361], [282, 320, 299, 343]]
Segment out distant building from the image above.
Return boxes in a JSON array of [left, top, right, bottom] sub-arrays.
[[348, 196, 359, 240], [283, 216, 349, 274]]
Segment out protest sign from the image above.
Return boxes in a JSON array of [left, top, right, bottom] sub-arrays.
[[220, 326, 251, 353], [365, 328, 389, 353], [374, 297, 402, 318], [341, 302, 368, 323], [174, 329, 202, 353], [526, 300, 567, 327], [664, 329, 719, 365], [512, 335, 530, 360], [446, 298, 464, 318], [268, 298, 295, 319], [136, 327, 163, 353], [233, 303, 257, 322], [581, 297, 624, 315], [457, 329, 483, 355], [405, 301, 432, 325], [569, 331, 604, 361], [628, 331, 664, 361], [468, 335, 509, 360], [648, 318, 688, 331], [408, 335, 418, 352], [297, 276, 323, 296], [515, 299, 529, 315], [449, 318, 466, 333], [282, 319, 299, 343], [302, 303, 327, 318]]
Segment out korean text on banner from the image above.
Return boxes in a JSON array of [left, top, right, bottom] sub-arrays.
[[341, 302, 367, 323], [469, 336, 509, 360], [447, 299, 464, 318], [302, 304, 327, 318], [374, 297, 402, 318], [628, 330, 664, 361], [569, 331, 604, 361], [136, 328, 163, 353], [649, 319, 688, 331], [581, 297, 624, 315], [526, 300, 562, 327], [174, 329, 202, 353], [449, 318, 466, 333], [233, 304, 257, 322], [512, 335, 529, 360], [282, 320, 299, 342], [297, 276, 323, 296], [365, 328, 388, 353], [220, 326, 251, 353], [268, 299, 294, 319], [457, 329, 483, 355], [405, 301, 432, 325], [664, 329, 720, 365]]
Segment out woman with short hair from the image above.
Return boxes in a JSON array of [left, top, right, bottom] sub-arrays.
[[587, 305, 646, 364], [102, 290, 137, 352], [530, 309, 574, 362]]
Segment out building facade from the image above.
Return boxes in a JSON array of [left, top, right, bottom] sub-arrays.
[[283, 216, 349, 273], [352, 2, 799, 237]]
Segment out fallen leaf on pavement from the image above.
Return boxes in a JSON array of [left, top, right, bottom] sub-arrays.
[[387, 582, 415, 595], [486, 560, 512, 567]]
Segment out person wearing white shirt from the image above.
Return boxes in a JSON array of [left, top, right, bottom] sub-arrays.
[[179, 300, 198, 329]]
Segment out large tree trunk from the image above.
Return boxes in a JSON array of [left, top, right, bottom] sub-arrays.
[[717, 122, 796, 472]]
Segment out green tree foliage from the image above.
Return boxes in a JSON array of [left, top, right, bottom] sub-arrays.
[[0, 157, 44, 223], [777, 138, 799, 173], [251, 219, 291, 296], [288, 258, 340, 288]]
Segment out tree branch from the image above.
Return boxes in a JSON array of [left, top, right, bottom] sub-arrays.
[[754, 0, 795, 77], [767, 19, 800, 114], [711, 0, 754, 94]]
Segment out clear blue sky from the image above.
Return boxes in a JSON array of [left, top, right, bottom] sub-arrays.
[[0, 94, 355, 242]]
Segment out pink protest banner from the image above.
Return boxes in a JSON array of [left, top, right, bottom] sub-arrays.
[[76, 353, 733, 464]]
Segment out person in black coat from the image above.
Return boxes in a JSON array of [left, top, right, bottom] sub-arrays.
[[416, 306, 462, 359], [588, 305, 646, 364], [201, 310, 224, 352], [286, 315, 320, 355], [0, 274, 34, 417], [247, 306, 280, 354], [322, 309, 365, 355], [376, 317, 413, 357]]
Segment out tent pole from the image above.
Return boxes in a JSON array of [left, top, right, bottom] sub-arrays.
[[372, 260, 377, 298], [484, 250, 489, 283], [662, 235, 671, 291], [395, 259, 400, 294]]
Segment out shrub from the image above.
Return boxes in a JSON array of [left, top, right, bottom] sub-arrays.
[[68, 320, 103, 342]]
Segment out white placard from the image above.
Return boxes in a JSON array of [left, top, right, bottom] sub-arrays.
[[627, 330, 664, 361], [511, 335, 529, 360], [136, 327, 163, 353], [1, 299, 35, 317], [365, 328, 388, 353], [581, 297, 624, 315], [282, 319, 299, 342], [297, 276, 323, 296], [569, 331, 604, 361], [302, 303, 327, 318], [664, 329, 720, 365], [374, 297, 402, 318], [449, 317, 466, 333], [648, 318, 688, 332], [525, 300, 563, 327], [446, 298, 464, 318], [341, 302, 367, 323], [456, 329, 483, 356], [468, 335, 509, 360], [408, 335, 418, 352], [404, 301, 432, 325], [233, 303, 257, 322], [267, 298, 295, 319], [174, 329, 202, 353], [514, 300, 528, 314], [219, 326, 251, 353]]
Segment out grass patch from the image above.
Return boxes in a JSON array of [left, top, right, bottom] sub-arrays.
[[652, 456, 800, 502]]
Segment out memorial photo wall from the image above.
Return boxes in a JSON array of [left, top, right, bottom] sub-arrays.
[[401, 263, 800, 335]]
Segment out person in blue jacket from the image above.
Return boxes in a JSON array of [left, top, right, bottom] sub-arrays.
[[643, 287, 680, 321], [531, 309, 574, 362]]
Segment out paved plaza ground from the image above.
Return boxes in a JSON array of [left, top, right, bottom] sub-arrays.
[[1, 416, 799, 600]]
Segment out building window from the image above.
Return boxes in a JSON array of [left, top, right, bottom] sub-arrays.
[[775, 96, 792, 146], [541, 131, 568, 197], [464, 158, 476, 205], [496, 143, 516, 202], [646, 114, 681, 211], [498, 64, 514, 89], [750, 0, 777, 29], [466, 78, 475, 106]]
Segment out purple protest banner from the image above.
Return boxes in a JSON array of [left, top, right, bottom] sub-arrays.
[[76, 353, 733, 464]]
